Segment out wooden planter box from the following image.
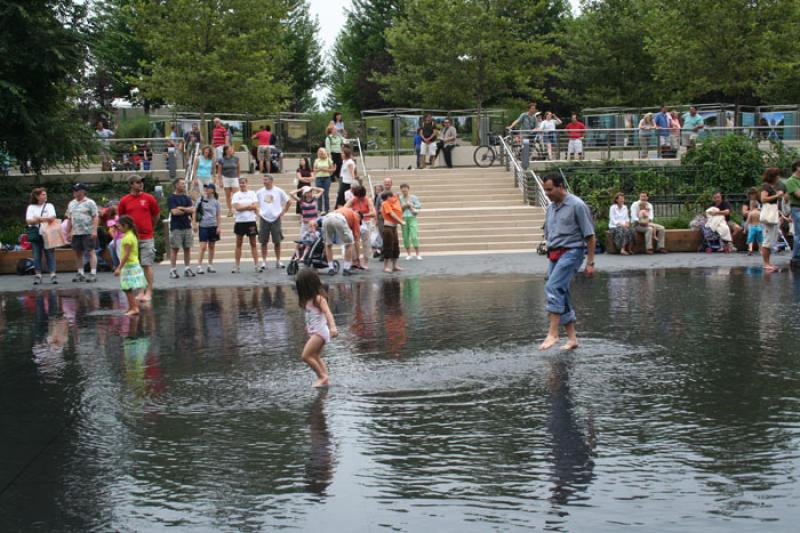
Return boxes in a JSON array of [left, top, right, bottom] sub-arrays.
[[0, 248, 112, 275], [606, 228, 701, 254]]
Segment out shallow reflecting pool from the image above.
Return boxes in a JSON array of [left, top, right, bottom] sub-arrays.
[[1, 269, 800, 532]]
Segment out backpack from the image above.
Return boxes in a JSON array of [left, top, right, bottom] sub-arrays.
[[196, 198, 204, 222], [16, 258, 35, 275]]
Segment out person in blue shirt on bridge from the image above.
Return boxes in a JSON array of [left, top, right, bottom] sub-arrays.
[[540, 173, 595, 351], [654, 105, 671, 158]]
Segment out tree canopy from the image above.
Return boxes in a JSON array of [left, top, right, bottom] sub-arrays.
[[0, 0, 95, 172]]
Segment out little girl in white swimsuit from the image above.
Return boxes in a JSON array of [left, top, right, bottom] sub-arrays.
[[295, 268, 338, 387]]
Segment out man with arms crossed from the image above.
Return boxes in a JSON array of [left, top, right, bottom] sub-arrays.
[[118, 174, 160, 301], [540, 173, 595, 351]]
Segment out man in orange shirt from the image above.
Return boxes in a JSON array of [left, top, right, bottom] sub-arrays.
[[380, 191, 405, 273], [323, 206, 360, 276]]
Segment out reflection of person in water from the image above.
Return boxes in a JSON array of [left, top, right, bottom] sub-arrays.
[[305, 390, 335, 495], [121, 309, 165, 401], [382, 279, 407, 356], [546, 359, 596, 507]]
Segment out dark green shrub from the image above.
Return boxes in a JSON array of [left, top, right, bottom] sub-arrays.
[[681, 135, 765, 192]]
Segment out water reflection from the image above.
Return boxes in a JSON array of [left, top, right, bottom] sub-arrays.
[[1, 270, 800, 531], [305, 390, 335, 496]]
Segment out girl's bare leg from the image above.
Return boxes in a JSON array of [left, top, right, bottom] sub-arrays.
[[124, 291, 139, 316], [301, 335, 329, 387]]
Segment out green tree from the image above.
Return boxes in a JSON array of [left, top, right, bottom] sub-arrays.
[[0, 0, 95, 172], [558, 0, 659, 109], [284, 1, 323, 112], [133, 0, 291, 115], [87, 0, 155, 113], [329, 0, 408, 112], [379, 0, 557, 110], [647, 0, 797, 109]]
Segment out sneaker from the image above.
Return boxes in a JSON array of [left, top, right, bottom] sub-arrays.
[[258, 264, 265, 273], [33, 275, 41, 285], [86, 274, 97, 283], [276, 261, 285, 269], [405, 255, 412, 261], [184, 267, 196, 277], [328, 267, 336, 276], [416, 255, 423, 261], [72, 273, 85, 283], [50, 275, 58, 284], [196, 265, 205, 274], [169, 269, 179, 279], [207, 266, 216, 273], [231, 267, 240, 274], [342, 268, 353, 276]]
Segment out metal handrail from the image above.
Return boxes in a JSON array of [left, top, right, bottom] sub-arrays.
[[346, 137, 375, 198], [499, 134, 549, 208]]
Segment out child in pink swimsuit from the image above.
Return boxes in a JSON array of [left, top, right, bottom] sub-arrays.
[[296, 268, 337, 388]]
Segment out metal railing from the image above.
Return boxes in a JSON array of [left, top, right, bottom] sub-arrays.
[[504, 125, 800, 162], [499, 134, 549, 208], [346, 137, 375, 198]]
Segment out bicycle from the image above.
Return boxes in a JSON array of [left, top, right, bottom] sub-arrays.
[[473, 135, 504, 167]]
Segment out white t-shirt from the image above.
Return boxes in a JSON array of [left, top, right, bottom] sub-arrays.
[[540, 119, 558, 132], [26, 203, 56, 231], [232, 190, 258, 223], [340, 159, 356, 185], [630, 201, 654, 222], [256, 186, 289, 222]]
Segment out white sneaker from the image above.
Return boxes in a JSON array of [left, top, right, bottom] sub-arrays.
[[231, 267, 240, 274], [406, 255, 412, 261], [207, 265, 216, 273], [169, 269, 179, 279], [416, 255, 423, 260], [196, 265, 205, 274], [276, 261, 285, 269]]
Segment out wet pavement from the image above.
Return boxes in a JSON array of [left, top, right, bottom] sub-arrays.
[[1, 269, 800, 531]]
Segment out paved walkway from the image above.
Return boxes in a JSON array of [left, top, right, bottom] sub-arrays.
[[0, 252, 796, 294]]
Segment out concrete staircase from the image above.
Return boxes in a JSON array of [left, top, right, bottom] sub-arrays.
[[205, 167, 544, 261]]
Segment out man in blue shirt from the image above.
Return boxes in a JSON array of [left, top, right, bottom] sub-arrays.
[[654, 105, 671, 158], [540, 173, 595, 351]]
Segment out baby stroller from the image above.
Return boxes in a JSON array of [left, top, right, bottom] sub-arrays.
[[699, 225, 724, 253], [286, 223, 340, 276]]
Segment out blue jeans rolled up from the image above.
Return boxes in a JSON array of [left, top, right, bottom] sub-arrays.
[[316, 176, 331, 213], [545, 247, 585, 326]]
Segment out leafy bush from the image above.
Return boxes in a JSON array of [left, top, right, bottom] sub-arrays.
[[0, 223, 24, 246], [765, 139, 800, 173], [681, 134, 765, 192], [115, 115, 151, 139]]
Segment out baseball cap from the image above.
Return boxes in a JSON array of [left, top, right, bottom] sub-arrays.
[[72, 182, 88, 191], [204, 183, 216, 190], [127, 174, 143, 184]]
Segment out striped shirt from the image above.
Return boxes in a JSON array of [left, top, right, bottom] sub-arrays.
[[300, 199, 318, 222], [211, 126, 227, 147]]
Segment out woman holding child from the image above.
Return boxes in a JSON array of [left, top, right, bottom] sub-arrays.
[[608, 192, 634, 255]]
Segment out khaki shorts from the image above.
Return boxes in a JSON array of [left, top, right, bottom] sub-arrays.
[[222, 177, 239, 188], [169, 228, 193, 249], [257, 145, 270, 162], [139, 239, 155, 266], [323, 213, 354, 245], [258, 217, 283, 245]]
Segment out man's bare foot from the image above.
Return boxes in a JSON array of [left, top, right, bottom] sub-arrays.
[[561, 340, 579, 351], [312, 377, 330, 388], [392, 266, 404, 272], [764, 264, 779, 272], [383, 268, 391, 273], [539, 335, 559, 351], [125, 309, 140, 316]]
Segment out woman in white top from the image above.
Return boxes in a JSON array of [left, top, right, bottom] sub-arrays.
[[608, 192, 634, 255], [26, 187, 59, 284], [638, 113, 655, 158], [335, 145, 357, 208], [539, 112, 562, 160], [230, 177, 261, 273]]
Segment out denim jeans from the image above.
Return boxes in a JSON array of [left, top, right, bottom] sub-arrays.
[[31, 240, 56, 274], [545, 247, 585, 326], [316, 176, 331, 213], [792, 208, 800, 262]]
